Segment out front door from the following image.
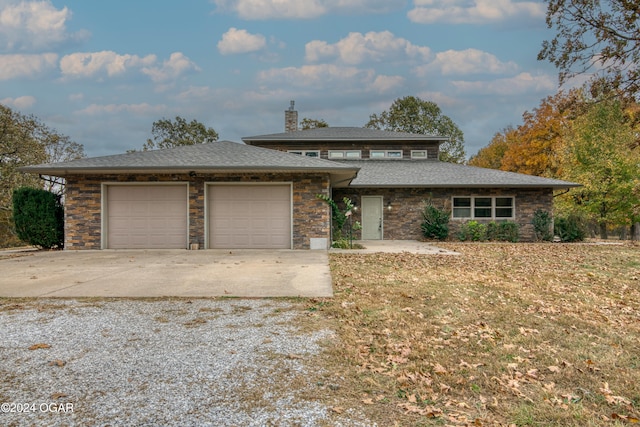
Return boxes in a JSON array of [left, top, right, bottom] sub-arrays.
[[361, 196, 383, 240]]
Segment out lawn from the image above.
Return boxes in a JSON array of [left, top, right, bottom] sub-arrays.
[[310, 243, 640, 426]]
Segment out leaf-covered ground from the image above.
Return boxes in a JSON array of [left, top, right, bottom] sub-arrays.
[[310, 243, 640, 426]]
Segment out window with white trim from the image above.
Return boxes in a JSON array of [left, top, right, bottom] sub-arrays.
[[288, 150, 320, 158], [370, 150, 403, 159], [328, 150, 361, 159], [411, 150, 427, 159], [452, 196, 515, 219]]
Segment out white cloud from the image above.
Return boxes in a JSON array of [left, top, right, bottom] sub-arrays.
[[1, 95, 36, 109], [141, 52, 200, 82], [60, 51, 157, 79], [0, 53, 57, 80], [415, 48, 518, 76], [211, 0, 404, 19], [306, 31, 431, 65], [257, 64, 403, 93], [408, 0, 545, 24], [451, 72, 556, 95], [75, 103, 167, 116], [0, 0, 88, 50], [217, 28, 267, 55]]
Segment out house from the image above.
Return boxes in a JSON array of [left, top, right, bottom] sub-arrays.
[[21, 103, 579, 250]]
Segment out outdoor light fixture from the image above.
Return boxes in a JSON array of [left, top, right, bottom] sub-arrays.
[[387, 201, 393, 211]]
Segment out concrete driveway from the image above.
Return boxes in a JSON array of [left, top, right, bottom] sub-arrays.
[[0, 249, 332, 298]]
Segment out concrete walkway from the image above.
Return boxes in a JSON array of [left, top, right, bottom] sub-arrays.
[[329, 240, 459, 255], [0, 249, 332, 298]]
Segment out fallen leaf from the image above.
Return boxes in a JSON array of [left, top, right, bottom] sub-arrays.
[[28, 343, 51, 350]]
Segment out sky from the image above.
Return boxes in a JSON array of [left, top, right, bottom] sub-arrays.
[[0, 0, 564, 159]]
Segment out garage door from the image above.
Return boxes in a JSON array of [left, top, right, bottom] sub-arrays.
[[106, 185, 188, 249], [208, 185, 291, 249]]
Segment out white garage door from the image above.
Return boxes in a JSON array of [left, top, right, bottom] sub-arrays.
[[208, 185, 291, 249], [106, 185, 188, 249]]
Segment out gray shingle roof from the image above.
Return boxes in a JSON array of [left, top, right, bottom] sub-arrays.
[[243, 127, 447, 142], [20, 140, 359, 175], [345, 160, 580, 188]]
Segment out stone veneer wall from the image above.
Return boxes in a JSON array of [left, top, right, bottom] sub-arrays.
[[332, 187, 554, 242], [64, 173, 330, 250]]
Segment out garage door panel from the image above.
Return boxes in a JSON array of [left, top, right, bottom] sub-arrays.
[[208, 185, 291, 249], [107, 185, 187, 249]]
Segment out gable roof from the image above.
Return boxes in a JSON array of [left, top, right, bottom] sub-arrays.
[[20, 140, 359, 181], [346, 160, 580, 189], [243, 127, 448, 143]]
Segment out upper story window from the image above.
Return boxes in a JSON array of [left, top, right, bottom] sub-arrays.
[[411, 150, 428, 159], [328, 150, 361, 159], [370, 150, 403, 159], [452, 196, 515, 219], [288, 150, 320, 158]]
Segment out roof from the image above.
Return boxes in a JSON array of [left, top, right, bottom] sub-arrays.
[[243, 127, 448, 143], [20, 140, 359, 177], [345, 160, 580, 189]]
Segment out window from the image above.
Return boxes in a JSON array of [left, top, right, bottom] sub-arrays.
[[452, 196, 515, 219], [411, 150, 427, 159], [369, 150, 404, 159], [288, 150, 319, 158], [328, 150, 361, 159]]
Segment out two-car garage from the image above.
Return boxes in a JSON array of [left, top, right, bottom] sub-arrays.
[[104, 184, 292, 249]]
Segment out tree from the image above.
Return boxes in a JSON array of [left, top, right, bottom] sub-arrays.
[[539, 0, 640, 96], [142, 116, 218, 151], [12, 187, 64, 249], [0, 104, 83, 247], [365, 96, 466, 163], [469, 90, 581, 178], [468, 127, 517, 170], [559, 97, 640, 238], [300, 118, 328, 130]]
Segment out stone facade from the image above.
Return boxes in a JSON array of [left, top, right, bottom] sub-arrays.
[[333, 187, 553, 242], [64, 172, 331, 250]]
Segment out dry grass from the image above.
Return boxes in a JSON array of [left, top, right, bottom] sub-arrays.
[[309, 243, 640, 426]]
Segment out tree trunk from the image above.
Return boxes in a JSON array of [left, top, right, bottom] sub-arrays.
[[633, 222, 640, 241], [599, 222, 608, 240]]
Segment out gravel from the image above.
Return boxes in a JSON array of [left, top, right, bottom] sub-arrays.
[[0, 299, 373, 427]]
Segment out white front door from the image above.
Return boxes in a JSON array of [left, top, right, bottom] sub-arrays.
[[361, 196, 383, 240]]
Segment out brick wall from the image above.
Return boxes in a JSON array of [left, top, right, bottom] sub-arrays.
[[64, 173, 330, 250], [333, 187, 554, 242]]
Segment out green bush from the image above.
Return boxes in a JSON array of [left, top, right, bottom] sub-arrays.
[[12, 187, 64, 249], [458, 220, 519, 242], [457, 221, 487, 241], [495, 221, 520, 242], [532, 210, 553, 241], [421, 201, 450, 240], [554, 215, 587, 242]]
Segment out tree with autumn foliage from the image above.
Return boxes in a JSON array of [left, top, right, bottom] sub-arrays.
[[558, 98, 640, 239], [539, 0, 640, 97], [469, 89, 582, 178]]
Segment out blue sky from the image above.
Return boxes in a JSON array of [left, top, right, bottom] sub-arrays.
[[0, 0, 562, 158]]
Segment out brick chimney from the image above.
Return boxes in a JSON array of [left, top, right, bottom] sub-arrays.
[[285, 100, 298, 132]]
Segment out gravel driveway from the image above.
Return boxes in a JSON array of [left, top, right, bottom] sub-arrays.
[[0, 299, 373, 427]]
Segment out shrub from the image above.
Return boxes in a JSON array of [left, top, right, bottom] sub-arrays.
[[457, 221, 487, 241], [12, 187, 64, 249], [459, 220, 519, 242], [495, 221, 520, 242], [554, 215, 587, 242], [421, 201, 450, 240], [532, 210, 553, 241]]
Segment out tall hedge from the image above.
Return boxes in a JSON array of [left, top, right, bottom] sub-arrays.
[[12, 187, 64, 249]]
